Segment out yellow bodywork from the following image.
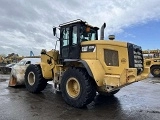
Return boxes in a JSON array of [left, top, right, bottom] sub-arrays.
[[143, 49, 160, 68], [143, 58, 160, 77], [40, 40, 150, 93], [144, 58, 160, 68], [143, 49, 160, 77], [40, 49, 59, 79], [80, 40, 149, 91]]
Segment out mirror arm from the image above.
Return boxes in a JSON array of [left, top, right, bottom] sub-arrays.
[[52, 26, 60, 50]]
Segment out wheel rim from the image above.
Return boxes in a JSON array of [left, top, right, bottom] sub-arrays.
[[28, 72, 35, 86], [66, 77, 80, 98], [153, 69, 160, 75]]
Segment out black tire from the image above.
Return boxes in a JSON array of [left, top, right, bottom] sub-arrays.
[[61, 67, 96, 108], [98, 89, 120, 96], [151, 66, 160, 77], [24, 64, 47, 93]]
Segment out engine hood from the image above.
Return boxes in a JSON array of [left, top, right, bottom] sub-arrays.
[[81, 40, 128, 48]]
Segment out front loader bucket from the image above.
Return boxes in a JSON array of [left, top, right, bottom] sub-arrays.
[[8, 75, 17, 87]]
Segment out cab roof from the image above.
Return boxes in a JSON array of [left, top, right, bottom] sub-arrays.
[[59, 19, 99, 30]]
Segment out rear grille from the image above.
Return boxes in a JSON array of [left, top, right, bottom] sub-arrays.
[[127, 43, 144, 75], [104, 49, 119, 66]]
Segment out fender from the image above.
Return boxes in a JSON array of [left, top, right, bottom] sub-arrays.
[[63, 59, 94, 77], [39, 62, 53, 79], [79, 60, 105, 86], [78, 60, 93, 77]]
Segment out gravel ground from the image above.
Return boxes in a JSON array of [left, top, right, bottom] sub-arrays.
[[0, 74, 160, 120]]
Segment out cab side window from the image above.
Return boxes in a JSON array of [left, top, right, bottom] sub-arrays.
[[72, 26, 78, 45], [26, 61, 31, 65], [62, 28, 69, 46]]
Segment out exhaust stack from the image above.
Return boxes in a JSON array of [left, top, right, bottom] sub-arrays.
[[100, 23, 106, 40]]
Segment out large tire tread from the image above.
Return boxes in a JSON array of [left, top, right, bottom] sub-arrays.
[[151, 66, 160, 77], [61, 67, 96, 108], [25, 64, 47, 93]]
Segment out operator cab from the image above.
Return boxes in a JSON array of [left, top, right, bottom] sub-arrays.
[[53, 19, 99, 61]]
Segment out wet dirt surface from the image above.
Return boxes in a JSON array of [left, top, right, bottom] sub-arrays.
[[0, 74, 160, 120]]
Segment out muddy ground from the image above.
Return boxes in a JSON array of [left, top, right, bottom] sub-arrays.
[[0, 74, 160, 120]]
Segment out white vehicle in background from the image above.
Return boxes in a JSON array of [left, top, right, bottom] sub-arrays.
[[6, 63, 16, 68], [8, 57, 40, 86]]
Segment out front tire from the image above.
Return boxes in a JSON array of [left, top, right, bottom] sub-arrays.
[[24, 64, 47, 93], [151, 66, 160, 77], [61, 67, 96, 108]]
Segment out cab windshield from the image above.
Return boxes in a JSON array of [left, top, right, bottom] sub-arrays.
[[80, 26, 97, 41]]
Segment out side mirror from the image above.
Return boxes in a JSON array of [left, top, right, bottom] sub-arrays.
[[53, 27, 56, 36]]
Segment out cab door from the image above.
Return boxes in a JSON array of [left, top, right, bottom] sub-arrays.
[[60, 25, 80, 60], [69, 26, 80, 59], [60, 27, 70, 59]]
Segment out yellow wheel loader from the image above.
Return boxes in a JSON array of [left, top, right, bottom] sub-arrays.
[[143, 50, 160, 77], [23, 19, 149, 108]]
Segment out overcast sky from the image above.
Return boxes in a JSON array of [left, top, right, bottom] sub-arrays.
[[0, 0, 160, 56]]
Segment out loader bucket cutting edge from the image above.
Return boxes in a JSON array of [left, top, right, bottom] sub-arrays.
[[8, 76, 17, 87]]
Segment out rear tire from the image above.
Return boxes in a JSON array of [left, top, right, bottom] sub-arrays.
[[24, 64, 47, 93], [61, 67, 96, 108], [151, 66, 160, 77]]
